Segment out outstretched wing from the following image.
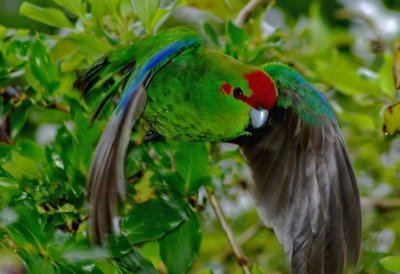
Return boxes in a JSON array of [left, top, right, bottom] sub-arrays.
[[240, 106, 361, 274], [83, 31, 202, 243]]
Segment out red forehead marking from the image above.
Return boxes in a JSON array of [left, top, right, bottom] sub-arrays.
[[244, 71, 277, 110], [221, 83, 232, 94]]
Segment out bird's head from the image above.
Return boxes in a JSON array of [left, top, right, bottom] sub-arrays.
[[142, 49, 278, 142], [218, 69, 277, 135]]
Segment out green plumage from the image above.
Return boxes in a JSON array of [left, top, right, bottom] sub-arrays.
[[144, 49, 260, 141], [78, 28, 264, 141], [263, 63, 334, 127]]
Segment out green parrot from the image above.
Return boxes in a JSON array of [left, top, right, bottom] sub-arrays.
[[75, 27, 361, 274]]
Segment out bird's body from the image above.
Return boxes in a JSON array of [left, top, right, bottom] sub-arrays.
[[144, 48, 258, 141], [76, 27, 361, 274]]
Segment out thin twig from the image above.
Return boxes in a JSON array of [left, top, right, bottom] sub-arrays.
[[221, 222, 264, 260], [361, 197, 400, 210], [237, 222, 264, 246], [235, 0, 270, 27], [49, 102, 71, 113], [393, 39, 400, 90], [207, 189, 251, 274], [224, 0, 233, 9]]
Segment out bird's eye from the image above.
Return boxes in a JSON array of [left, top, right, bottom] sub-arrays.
[[233, 87, 243, 99]]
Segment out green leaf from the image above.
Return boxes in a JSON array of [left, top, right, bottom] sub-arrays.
[[151, 142, 172, 167], [0, 143, 12, 161], [3, 38, 29, 67], [89, 0, 107, 27], [17, 140, 46, 163], [203, 22, 221, 47], [71, 112, 102, 168], [117, 249, 158, 274], [315, 53, 380, 97], [380, 256, 400, 272], [54, 0, 86, 18], [251, 264, 267, 274], [2, 151, 40, 181], [159, 209, 201, 274], [130, 0, 160, 32], [379, 53, 396, 97], [60, 52, 86, 72], [226, 19, 248, 47], [174, 142, 210, 194], [0, 177, 19, 193], [139, 241, 162, 271], [148, 8, 172, 32], [65, 33, 111, 59], [307, 3, 331, 54], [28, 38, 60, 92], [9, 101, 31, 138], [0, 177, 20, 208], [383, 101, 400, 135], [6, 203, 45, 247], [51, 39, 78, 62], [29, 257, 56, 274], [122, 197, 187, 244], [340, 112, 375, 132], [0, 25, 6, 40], [19, 2, 74, 29]]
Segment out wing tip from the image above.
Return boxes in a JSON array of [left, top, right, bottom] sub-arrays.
[[74, 56, 109, 94]]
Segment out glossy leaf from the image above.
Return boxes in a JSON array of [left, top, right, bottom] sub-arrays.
[[383, 101, 400, 135], [130, 0, 160, 32], [65, 33, 111, 59], [28, 38, 59, 92], [117, 249, 158, 274], [122, 196, 187, 244], [316, 54, 381, 97], [203, 22, 221, 47], [2, 151, 40, 181], [29, 257, 56, 274], [9, 101, 30, 138], [226, 19, 248, 47], [6, 203, 45, 246], [19, 2, 74, 29], [379, 53, 396, 97], [54, 0, 86, 18], [159, 209, 201, 274], [174, 142, 211, 194], [380, 256, 400, 272]]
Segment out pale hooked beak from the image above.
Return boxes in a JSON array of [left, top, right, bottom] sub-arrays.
[[250, 108, 269, 129]]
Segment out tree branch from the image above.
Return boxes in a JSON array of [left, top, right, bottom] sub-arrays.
[[221, 222, 264, 260], [361, 197, 400, 210], [43, 102, 70, 113], [207, 189, 251, 274], [235, 0, 271, 27]]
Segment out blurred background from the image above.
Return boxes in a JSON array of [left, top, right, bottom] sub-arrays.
[[0, 0, 400, 273]]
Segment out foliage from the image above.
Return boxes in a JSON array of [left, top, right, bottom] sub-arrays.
[[384, 101, 400, 135], [0, 0, 399, 273]]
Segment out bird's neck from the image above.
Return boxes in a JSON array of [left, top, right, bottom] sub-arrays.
[[262, 62, 335, 126]]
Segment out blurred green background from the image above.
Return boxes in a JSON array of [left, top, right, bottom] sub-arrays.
[[0, 0, 400, 273]]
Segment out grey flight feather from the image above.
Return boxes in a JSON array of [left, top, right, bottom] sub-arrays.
[[87, 80, 147, 244], [240, 107, 361, 274]]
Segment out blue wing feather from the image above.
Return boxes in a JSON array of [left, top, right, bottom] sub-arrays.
[[118, 38, 200, 110]]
